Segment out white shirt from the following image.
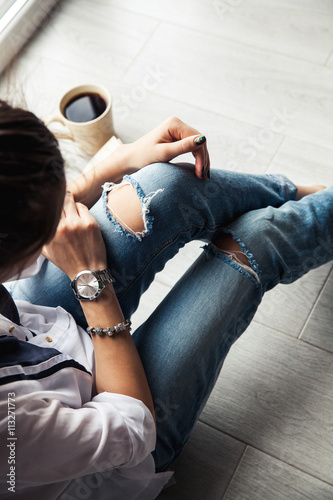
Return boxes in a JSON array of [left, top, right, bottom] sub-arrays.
[[0, 260, 172, 499]]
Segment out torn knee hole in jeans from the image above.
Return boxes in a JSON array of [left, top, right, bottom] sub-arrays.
[[206, 231, 261, 286], [102, 175, 164, 241], [220, 248, 260, 283]]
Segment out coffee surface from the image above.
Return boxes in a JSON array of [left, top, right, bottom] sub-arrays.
[[64, 93, 107, 122]]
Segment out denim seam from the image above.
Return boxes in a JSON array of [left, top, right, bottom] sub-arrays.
[[267, 174, 297, 202], [267, 174, 283, 201]]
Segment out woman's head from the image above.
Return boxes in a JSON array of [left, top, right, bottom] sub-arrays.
[[0, 100, 66, 281]]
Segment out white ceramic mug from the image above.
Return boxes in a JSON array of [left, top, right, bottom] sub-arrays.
[[46, 84, 114, 155]]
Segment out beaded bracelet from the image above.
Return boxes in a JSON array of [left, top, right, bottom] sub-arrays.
[[87, 319, 132, 337]]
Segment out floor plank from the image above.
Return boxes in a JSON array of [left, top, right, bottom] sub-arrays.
[[301, 270, 333, 353], [123, 23, 333, 150], [266, 137, 333, 186], [131, 279, 171, 332], [157, 422, 245, 500], [25, 0, 158, 80], [111, 0, 333, 65], [200, 322, 333, 484], [254, 264, 332, 338], [327, 50, 333, 67], [223, 447, 333, 500]]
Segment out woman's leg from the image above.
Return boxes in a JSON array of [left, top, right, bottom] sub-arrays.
[[131, 186, 333, 471], [9, 163, 297, 326]]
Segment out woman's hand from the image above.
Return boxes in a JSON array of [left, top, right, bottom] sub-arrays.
[[67, 117, 210, 209], [42, 192, 107, 281], [126, 116, 210, 180]]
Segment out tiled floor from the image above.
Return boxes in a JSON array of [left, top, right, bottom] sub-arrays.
[[1, 1, 332, 498]]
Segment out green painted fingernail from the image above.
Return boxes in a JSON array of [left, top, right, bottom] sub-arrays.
[[194, 135, 206, 145], [201, 165, 206, 179]]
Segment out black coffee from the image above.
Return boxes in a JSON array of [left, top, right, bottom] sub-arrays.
[[64, 92, 107, 122]]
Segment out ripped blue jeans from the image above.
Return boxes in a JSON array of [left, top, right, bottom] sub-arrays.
[[9, 162, 333, 472]]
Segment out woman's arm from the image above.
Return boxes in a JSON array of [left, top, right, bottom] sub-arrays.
[[42, 193, 155, 422], [67, 117, 210, 208], [80, 285, 154, 413]]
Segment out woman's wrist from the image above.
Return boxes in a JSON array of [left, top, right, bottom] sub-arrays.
[[67, 144, 135, 208], [67, 262, 108, 282], [94, 144, 132, 182], [80, 285, 126, 334]]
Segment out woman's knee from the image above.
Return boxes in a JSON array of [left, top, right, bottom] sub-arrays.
[[223, 205, 301, 290], [103, 163, 198, 239], [135, 162, 220, 229]]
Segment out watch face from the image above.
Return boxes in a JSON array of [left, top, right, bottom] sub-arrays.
[[76, 272, 100, 299]]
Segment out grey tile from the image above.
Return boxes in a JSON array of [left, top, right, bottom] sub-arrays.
[[327, 51, 333, 67], [124, 23, 333, 150], [267, 137, 333, 186], [112, 0, 333, 65], [157, 422, 245, 500], [25, 0, 158, 80], [200, 323, 333, 484], [154, 242, 203, 289], [223, 447, 333, 500], [254, 264, 333, 338], [301, 270, 333, 353], [130, 279, 171, 332]]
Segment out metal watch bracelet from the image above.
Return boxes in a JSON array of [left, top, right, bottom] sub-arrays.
[[94, 268, 115, 284]]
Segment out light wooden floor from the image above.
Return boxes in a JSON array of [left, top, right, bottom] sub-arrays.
[[1, 1, 332, 498]]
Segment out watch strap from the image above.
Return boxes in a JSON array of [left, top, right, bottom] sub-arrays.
[[93, 268, 115, 284]]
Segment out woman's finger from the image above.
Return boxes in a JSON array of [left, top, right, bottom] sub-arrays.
[[165, 116, 200, 142], [75, 200, 96, 222], [193, 142, 210, 180], [62, 191, 80, 218], [165, 119, 210, 179], [158, 133, 204, 157]]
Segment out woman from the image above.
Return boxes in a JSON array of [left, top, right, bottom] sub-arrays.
[[0, 100, 332, 500]]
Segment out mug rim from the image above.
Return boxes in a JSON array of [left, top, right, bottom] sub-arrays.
[[58, 84, 112, 125]]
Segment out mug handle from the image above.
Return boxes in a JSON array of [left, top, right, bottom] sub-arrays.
[[45, 114, 74, 141]]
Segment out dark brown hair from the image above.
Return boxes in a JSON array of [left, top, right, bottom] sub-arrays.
[[0, 100, 66, 275]]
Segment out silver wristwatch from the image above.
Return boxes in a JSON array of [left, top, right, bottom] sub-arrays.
[[71, 268, 115, 301]]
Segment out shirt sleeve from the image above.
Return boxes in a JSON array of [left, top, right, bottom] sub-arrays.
[[1, 389, 156, 487], [5, 255, 45, 282]]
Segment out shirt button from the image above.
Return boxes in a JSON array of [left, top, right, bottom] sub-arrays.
[[46, 337, 53, 343]]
